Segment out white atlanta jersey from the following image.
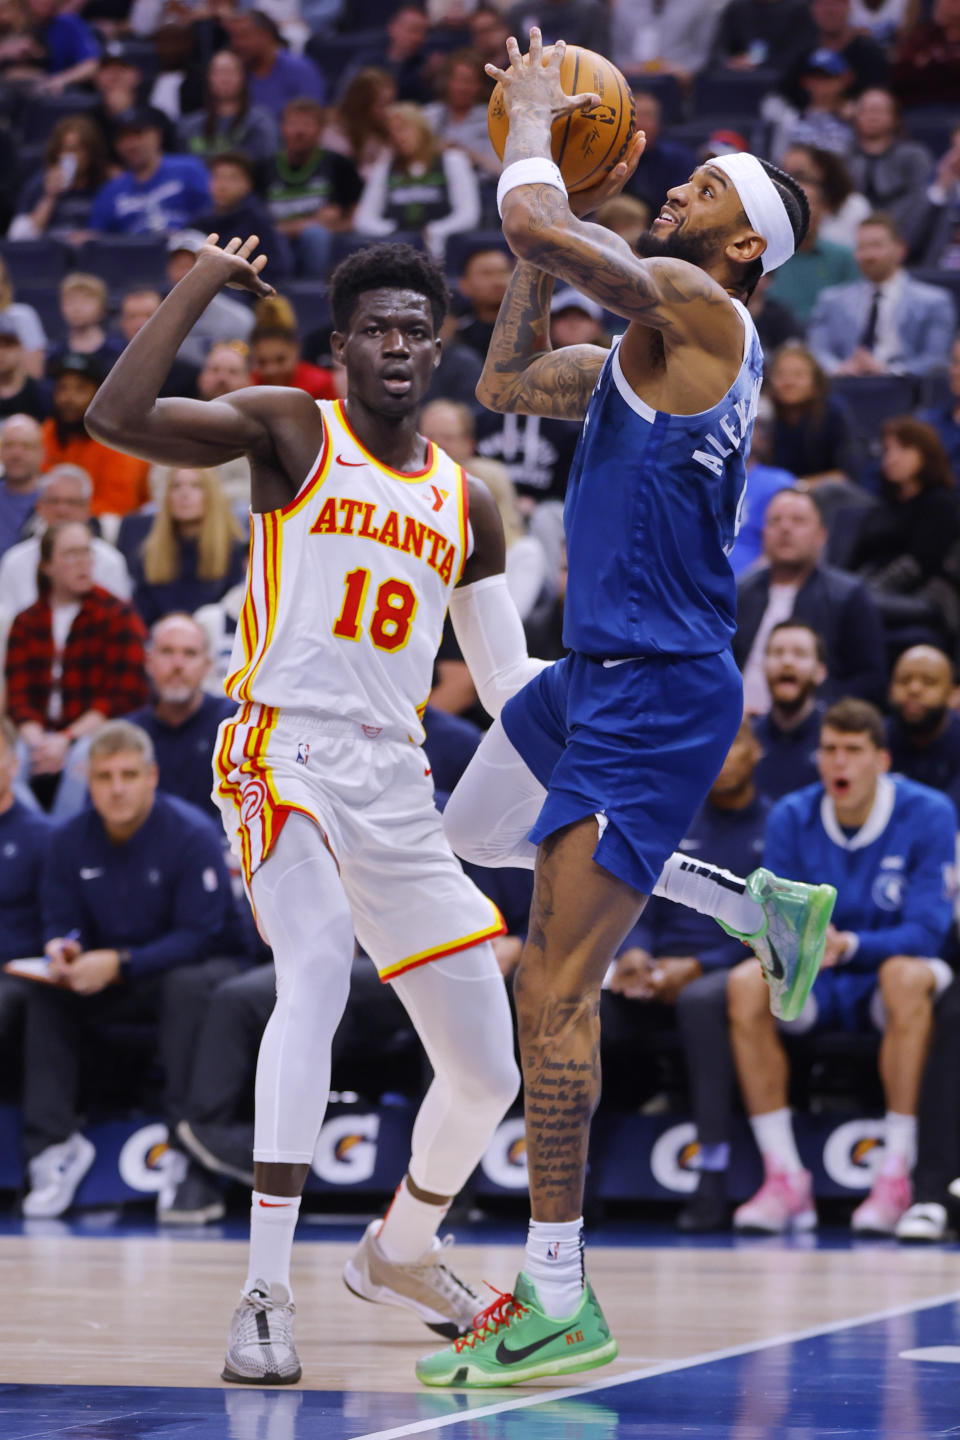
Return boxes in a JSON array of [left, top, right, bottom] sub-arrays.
[[224, 398, 469, 745]]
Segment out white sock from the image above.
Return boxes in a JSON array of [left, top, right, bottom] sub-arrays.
[[524, 1217, 584, 1319], [244, 1191, 301, 1297], [750, 1108, 804, 1175], [377, 1176, 450, 1263], [654, 853, 763, 934], [881, 1111, 916, 1176]]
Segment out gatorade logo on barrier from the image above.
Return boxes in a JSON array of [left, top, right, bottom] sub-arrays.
[[822, 1119, 885, 1190], [118, 1123, 171, 1194], [480, 1119, 528, 1190], [312, 1114, 379, 1184], [650, 1123, 701, 1194]]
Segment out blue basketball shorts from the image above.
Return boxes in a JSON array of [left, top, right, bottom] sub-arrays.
[[500, 648, 743, 894]]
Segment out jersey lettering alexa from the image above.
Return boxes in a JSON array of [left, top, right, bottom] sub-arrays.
[[562, 300, 764, 658], [224, 399, 469, 744]]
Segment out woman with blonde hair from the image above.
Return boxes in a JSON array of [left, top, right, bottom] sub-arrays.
[[133, 467, 247, 625], [0, 257, 46, 379], [323, 66, 396, 179], [353, 101, 480, 261]]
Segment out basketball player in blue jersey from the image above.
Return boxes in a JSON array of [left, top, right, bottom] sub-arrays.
[[417, 31, 837, 1387]]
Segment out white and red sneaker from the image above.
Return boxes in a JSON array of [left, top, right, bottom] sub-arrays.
[[733, 1165, 817, 1234], [851, 1170, 912, 1236]]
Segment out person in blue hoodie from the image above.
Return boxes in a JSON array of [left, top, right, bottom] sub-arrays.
[[729, 697, 957, 1237]]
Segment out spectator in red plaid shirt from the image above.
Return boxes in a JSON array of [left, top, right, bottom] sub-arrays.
[[4, 521, 148, 813]]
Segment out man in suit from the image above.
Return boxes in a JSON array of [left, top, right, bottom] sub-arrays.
[[735, 488, 886, 711], [808, 213, 957, 378]]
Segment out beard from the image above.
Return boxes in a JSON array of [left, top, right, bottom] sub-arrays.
[[770, 678, 817, 717], [634, 223, 726, 270], [898, 704, 948, 739]]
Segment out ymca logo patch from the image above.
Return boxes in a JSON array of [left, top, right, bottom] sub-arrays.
[[240, 778, 268, 825]]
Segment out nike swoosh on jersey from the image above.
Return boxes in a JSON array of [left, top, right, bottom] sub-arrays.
[[494, 1328, 573, 1365], [80, 868, 104, 880], [335, 455, 367, 467]]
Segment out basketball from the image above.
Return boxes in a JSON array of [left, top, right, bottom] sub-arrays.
[[487, 45, 636, 194]]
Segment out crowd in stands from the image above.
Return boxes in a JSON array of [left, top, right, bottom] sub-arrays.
[[0, 0, 959, 1239]]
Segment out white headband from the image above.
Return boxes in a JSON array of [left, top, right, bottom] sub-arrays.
[[709, 152, 796, 274]]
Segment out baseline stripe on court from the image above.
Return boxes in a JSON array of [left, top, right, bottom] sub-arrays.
[[348, 1287, 960, 1440]]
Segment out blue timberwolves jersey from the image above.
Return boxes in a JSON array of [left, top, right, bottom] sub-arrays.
[[562, 299, 764, 657]]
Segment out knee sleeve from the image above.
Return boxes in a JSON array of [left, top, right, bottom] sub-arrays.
[[392, 943, 519, 1195], [442, 719, 544, 871], [249, 812, 355, 1164]]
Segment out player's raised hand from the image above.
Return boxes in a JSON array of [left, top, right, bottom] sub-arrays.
[[195, 233, 275, 298], [568, 130, 647, 218], [485, 29, 601, 121]]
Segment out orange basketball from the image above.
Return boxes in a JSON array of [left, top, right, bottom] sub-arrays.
[[487, 45, 636, 194]]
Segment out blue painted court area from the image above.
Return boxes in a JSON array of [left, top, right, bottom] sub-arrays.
[[3, 1292, 960, 1439]]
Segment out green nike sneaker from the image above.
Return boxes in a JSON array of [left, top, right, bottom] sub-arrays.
[[415, 1274, 617, 1388], [718, 867, 837, 1023]]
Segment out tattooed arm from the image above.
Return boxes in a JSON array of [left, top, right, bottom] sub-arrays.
[[488, 31, 742, 353], [476, 258, 608, 418]]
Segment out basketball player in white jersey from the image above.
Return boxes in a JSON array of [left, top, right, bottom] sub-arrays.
[[86, 236, 551, 1384]]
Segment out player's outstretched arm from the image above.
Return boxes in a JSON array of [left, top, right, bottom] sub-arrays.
[[476, 258, 607, 419], [489, 32, 737, 350], [85, 235, 317, 474]]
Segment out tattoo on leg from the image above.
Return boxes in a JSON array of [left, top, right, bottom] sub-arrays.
[[518, 842, 602, 1220]]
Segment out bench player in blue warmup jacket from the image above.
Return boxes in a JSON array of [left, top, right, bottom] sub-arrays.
[[421, 29, 837, 1388], [729, 698, 957, 1239]]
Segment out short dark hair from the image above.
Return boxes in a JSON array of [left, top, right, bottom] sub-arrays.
[[766, 485, 826, 523], [329, 242, 448, 333], [821, 698, 887, 750], [740, 161, 810, 299], [766, 619, 827, 665], [208, 150, 256, 186], [859, 211, 903, 244]]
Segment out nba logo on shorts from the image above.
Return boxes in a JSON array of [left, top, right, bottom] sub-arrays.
[[297, 741, 310, 767], [546, 1241, 560, 1261]]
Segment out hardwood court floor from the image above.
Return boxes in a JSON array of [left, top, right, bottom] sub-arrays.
[[3, 1231, 960, 1392]]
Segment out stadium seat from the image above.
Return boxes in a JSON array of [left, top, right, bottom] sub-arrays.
[[329, 230, 424, 266], [444, 229, 511, 280], [0, 237, 69, 289], [74, 236, 169, 291], [918, 372, 951, 410], [666, 117, 767, 156], [282, 281, 331, 337], [306, 27, 387, 82], [902, 108, 957, 160], [910, 268, 960, 313], [692, 68, 779, 119], [16, 285, 66, 345], [16, 141, 45, 192], [829, 375, 918, 478], [20, 92, 100, 144]]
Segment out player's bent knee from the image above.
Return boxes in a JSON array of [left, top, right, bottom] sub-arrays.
[[727, 958, 768, 1019], [442, 790, 500, 866], [879, 955, 936, 1008]]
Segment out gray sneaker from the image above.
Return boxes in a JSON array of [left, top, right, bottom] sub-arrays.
[[222, 1281, 301, 1385], [343, 1220, 480, 1338], [22, 1133, 96, 1218]]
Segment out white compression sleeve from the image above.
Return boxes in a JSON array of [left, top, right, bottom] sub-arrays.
[[443, 716, 544, 870], [391, 943, 519, 1195], [250, 812, 355, 1164], [448, 573, 549, 721]]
